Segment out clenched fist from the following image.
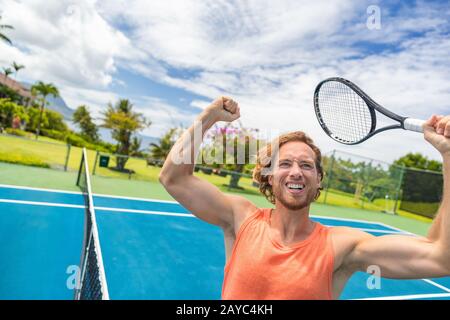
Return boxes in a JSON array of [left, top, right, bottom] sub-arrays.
[[423, 115, 450, 157], [203, 96, 241, 123]]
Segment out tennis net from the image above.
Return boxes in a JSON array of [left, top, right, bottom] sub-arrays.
[[74, 148, 109, 300]]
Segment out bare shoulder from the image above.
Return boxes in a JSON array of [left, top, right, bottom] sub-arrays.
[[225, 194, 258, 236], [329, 226, 374, 271]]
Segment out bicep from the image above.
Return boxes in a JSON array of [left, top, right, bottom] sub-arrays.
[[348, 234, 450, 279], [162, 175, 251, 229]]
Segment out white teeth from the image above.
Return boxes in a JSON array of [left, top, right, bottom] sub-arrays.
[[287, 183, 304, 189]]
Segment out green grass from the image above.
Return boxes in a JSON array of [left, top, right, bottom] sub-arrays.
[[0, 152, 50, 168]]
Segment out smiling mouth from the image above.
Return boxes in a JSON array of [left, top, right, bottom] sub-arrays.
[[286, 183, 305, 194]]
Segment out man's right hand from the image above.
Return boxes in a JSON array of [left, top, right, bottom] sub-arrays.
[[202, 96, 241, 123]]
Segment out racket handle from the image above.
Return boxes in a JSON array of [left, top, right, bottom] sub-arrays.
[[403, 118, 425, 133]]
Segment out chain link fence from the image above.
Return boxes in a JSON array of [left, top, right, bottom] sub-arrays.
[[320, 150, 442, 218]]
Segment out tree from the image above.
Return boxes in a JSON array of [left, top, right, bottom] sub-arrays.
[[393, 152, 442, 172], [150, 128, 180, 160], [130, 136, 143, 157], [2, 67, 12, 80], [73, 105, 99, 142], [205, 123, 260, 189], [0, 98, 29, 129], [11, 62, 25, 80], [31, 81, 59, 139], [101, 99, 150, 171], [0, 15, 13, 45]]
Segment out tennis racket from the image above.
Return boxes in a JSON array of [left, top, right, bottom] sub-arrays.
[[313, 77, 425, 145]]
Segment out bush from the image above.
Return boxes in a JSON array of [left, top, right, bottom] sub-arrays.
[[0, 98, 29, 128], [25, 106, 68, 133], [64, 132, 111, 153], [45, 109, 68, 132], [65, 132, 89, 147], [41, 128, 67, 140], [0, 152, 50, 168], [5, 128, 28, 137], [25, 106, 46, 132]]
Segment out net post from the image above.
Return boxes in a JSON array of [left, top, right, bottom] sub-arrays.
[[76, 148, 84, 186], [92, 151, 99, 175], [323, 150, 336, 204], [64, 144, 71, 171], [393, 164, 405, 215], [361, 160, 373, 210]]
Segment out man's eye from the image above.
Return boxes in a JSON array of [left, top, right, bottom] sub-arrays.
[[279, 162, 290, 168], [301, 163, 314, 170]]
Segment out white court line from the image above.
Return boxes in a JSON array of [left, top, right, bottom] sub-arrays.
[[0, 199, 413, 230], [0, 184, 81, 195], [0, 186, 415, 236], [354, 292, 450, 300], [330, 227, 409, 235], [376, 221, 416, 235], [311, 214, 410, 233], [0, 199, 193, 218], [0, 198, 84, 209], [0, 183, 178, 203], [422, 279, 450, 293], [93, 193, 178, 204], [0, 185, 426, 233], [95, 206, 195, 218]]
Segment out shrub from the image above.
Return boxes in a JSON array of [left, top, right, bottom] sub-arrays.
[[0, 152, 50, 168], [5, 128, 28, 137], [0, 98, 29, 128], [41, 129, 67, 140]]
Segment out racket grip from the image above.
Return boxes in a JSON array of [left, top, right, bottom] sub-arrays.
[[403, 118, 425, 133]]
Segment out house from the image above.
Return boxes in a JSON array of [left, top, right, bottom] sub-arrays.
[[0, 73, 35, 106]]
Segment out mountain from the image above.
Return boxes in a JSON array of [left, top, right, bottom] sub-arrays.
[[46, 94, 74, 120], [97, 127, 160, 152], [22, 82, 74, 120]]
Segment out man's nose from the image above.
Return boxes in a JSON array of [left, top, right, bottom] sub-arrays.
[[289, 163, 304, 178]]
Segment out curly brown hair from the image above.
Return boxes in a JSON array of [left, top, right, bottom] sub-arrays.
[[252, 131, 324, 204]]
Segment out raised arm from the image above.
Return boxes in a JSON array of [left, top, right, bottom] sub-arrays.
[[159, 97, 255, 230], [342, 115, 450, 279]]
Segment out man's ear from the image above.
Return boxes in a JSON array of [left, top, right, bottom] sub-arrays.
[[268, 175, 273, 186]]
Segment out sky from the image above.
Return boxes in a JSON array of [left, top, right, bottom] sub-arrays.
[[1, 0, 449, 163]]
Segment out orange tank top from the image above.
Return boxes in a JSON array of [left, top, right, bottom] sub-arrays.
[[222, 208, 334, 300]]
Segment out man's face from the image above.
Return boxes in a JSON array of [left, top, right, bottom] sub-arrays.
[[268, 141, 321, 210]]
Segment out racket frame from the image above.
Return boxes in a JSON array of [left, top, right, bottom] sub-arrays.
[[314, 77, 409, 145]]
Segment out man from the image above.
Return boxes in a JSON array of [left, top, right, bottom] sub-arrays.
[[159, 96, 450, 299]]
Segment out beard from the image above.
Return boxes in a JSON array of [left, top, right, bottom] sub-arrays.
[[272, 184, 318, 210]]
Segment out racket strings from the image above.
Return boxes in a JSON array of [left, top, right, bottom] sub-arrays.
[[316, 81, 373, 143]]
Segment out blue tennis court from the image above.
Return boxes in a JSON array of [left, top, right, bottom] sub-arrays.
[[1, 184, 450, 300]]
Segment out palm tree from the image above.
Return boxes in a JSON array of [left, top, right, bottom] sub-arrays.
[[31, 81, 59, 139], [0, 15, 13, 45], [2, 67, 13, 81], [11, 62, 25, 80], [150, 128, 179, 160], [102, 99, 150, 170]]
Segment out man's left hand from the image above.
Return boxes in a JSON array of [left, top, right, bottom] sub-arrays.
[[423, 115, 450, 157]]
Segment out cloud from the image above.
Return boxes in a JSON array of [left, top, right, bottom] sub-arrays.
[[131, 97, 197, 136], [0, 0, 140, 88], [98, 0, 359, 71], [60, 86, 119, 121], [2, 0, 449, 163]]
